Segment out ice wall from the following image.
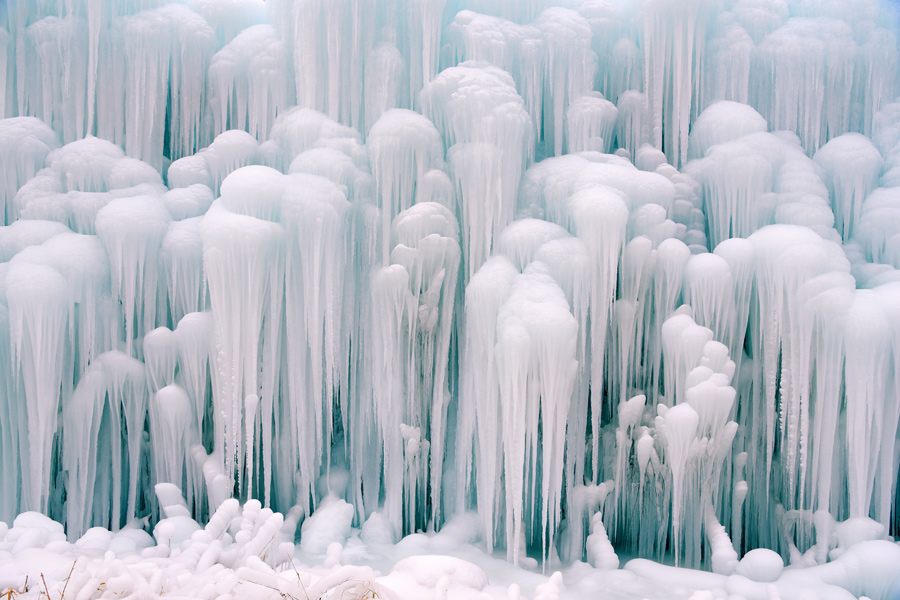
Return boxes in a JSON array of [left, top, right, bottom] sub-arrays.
[[1, 0, 900, 575]]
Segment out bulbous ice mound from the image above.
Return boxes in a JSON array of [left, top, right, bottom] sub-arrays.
[[390, 555, 488, 590], [0, 117, 60, 225], [687, 101, 768, 160], [736, 548, 784, 582], [813, 133, 884, 241]]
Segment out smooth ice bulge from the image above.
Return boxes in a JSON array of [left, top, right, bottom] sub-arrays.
[[2, 0, 900, 598]]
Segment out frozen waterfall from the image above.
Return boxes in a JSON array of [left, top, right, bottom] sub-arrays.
[[2, 0, 900, 594]]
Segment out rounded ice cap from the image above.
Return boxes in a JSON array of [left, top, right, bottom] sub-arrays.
[[635, 146, 667, 171], [0, 117, 60, 223], [368, 108, 443, 162], [733, 0, 788, 43], [153, 516, 201, 547], [163, 184, 214, 220], [360, 511, 395, 545], [187, 0, 265, 44], [289, 146, 368, 198], [687, 101, 768, 160], [813, 132, 883, 240], [167, 155, 214, 190], [415, 169, 455, 208], [735, 548, 784, 582], [153, 384, 193, 425], [0, 220, 70, 262], [265, 107, 361, 170], [566, 92, 618, 154], [219, 164, 284, 221], [390, 555, 488, 590], [95, 196, 171, 246], [392, 202, 459, 247], [107, 157, 165, 190], [497, 218, 570, 271], [3, 263, 68, 405]]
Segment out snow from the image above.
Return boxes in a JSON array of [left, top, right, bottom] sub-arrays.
[[3, 0, 900, 598], [736, 548, 784, 582], [1, 492, 898, 600]]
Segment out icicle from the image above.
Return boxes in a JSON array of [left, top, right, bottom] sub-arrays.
[[149, 385, 198, 511], [97, 350, 147, 528], [10, 231, 111, 379], [364, 44, 405, 135], [289, 146, 372, 201], [496, 263, 578, 565], [0, 27, 9, 119], [21, 15, 89, 144], [683, 253, 736, 352], [168, 130, 261, 195], [813, 133, 883, 241], [686, 101, 768, 162], [422, 62, 533, 279], [0, 118, 59, 225], [367, 109, 444, 264], [458, 256, 517, 554], [568, 187, 628, 477], [174, 311, 214, 444], [843, 291, 890, 520], [566, 93, 618, 154], [536, 8, 596, 156], [208, 25, 288, 142], [187, 0, 265, 45], [662, 402, 698, 566], [12, 137, 165, 238], [262, 107, 360, 173], [62, 367, 105, 539], [705, 507, 738, 575], [163, 5, 215, 161], [200, 192, 285, 497], [702, 17, 752, 112], [640, 0, 713, 166], [5, 262, 68, 513], [284, 0, 368, 129], [143, 327, 178, 392], [586, 511, 619, 570], [281, 172, 350, 507], [615, 91, 650, 162], [159, 216, 206, 326], [406, 0, 444, 109], [750, 17, 856, 154], [369, 201, 459, 536], [95, 195, 170, 353]]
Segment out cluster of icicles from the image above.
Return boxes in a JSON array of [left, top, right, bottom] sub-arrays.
[[1, 0, 900, 573]]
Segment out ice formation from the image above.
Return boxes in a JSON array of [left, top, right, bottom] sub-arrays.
[[2, 0, 900, 598]]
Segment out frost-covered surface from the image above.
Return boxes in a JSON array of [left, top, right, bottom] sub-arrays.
[[1, 486, 899, 600], [3, 0, 900, 598]]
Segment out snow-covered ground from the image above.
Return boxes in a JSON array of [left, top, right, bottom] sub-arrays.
[[2, 485, 899, 600]]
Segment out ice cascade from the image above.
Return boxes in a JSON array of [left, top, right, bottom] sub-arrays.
[[1, 0, 900, 584]]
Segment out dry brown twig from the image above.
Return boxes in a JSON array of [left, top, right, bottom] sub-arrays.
[[2, 576, 30, 600], [33, 561, 76, 600], [286, 553, 312, 600], [39, 574, 51, 600], [242, 579, 301, 600], [242, 550, 380, 600], [1, 585, 23, 600], [60, 560, 77, 600]]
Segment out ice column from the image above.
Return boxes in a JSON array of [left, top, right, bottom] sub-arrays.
[[422, 63, 533, 279], [368, 202, 459, 537], [200, 170, 285, 499]]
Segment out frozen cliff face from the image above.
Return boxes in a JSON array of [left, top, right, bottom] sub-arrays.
[[1, 0, 900, 581]]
